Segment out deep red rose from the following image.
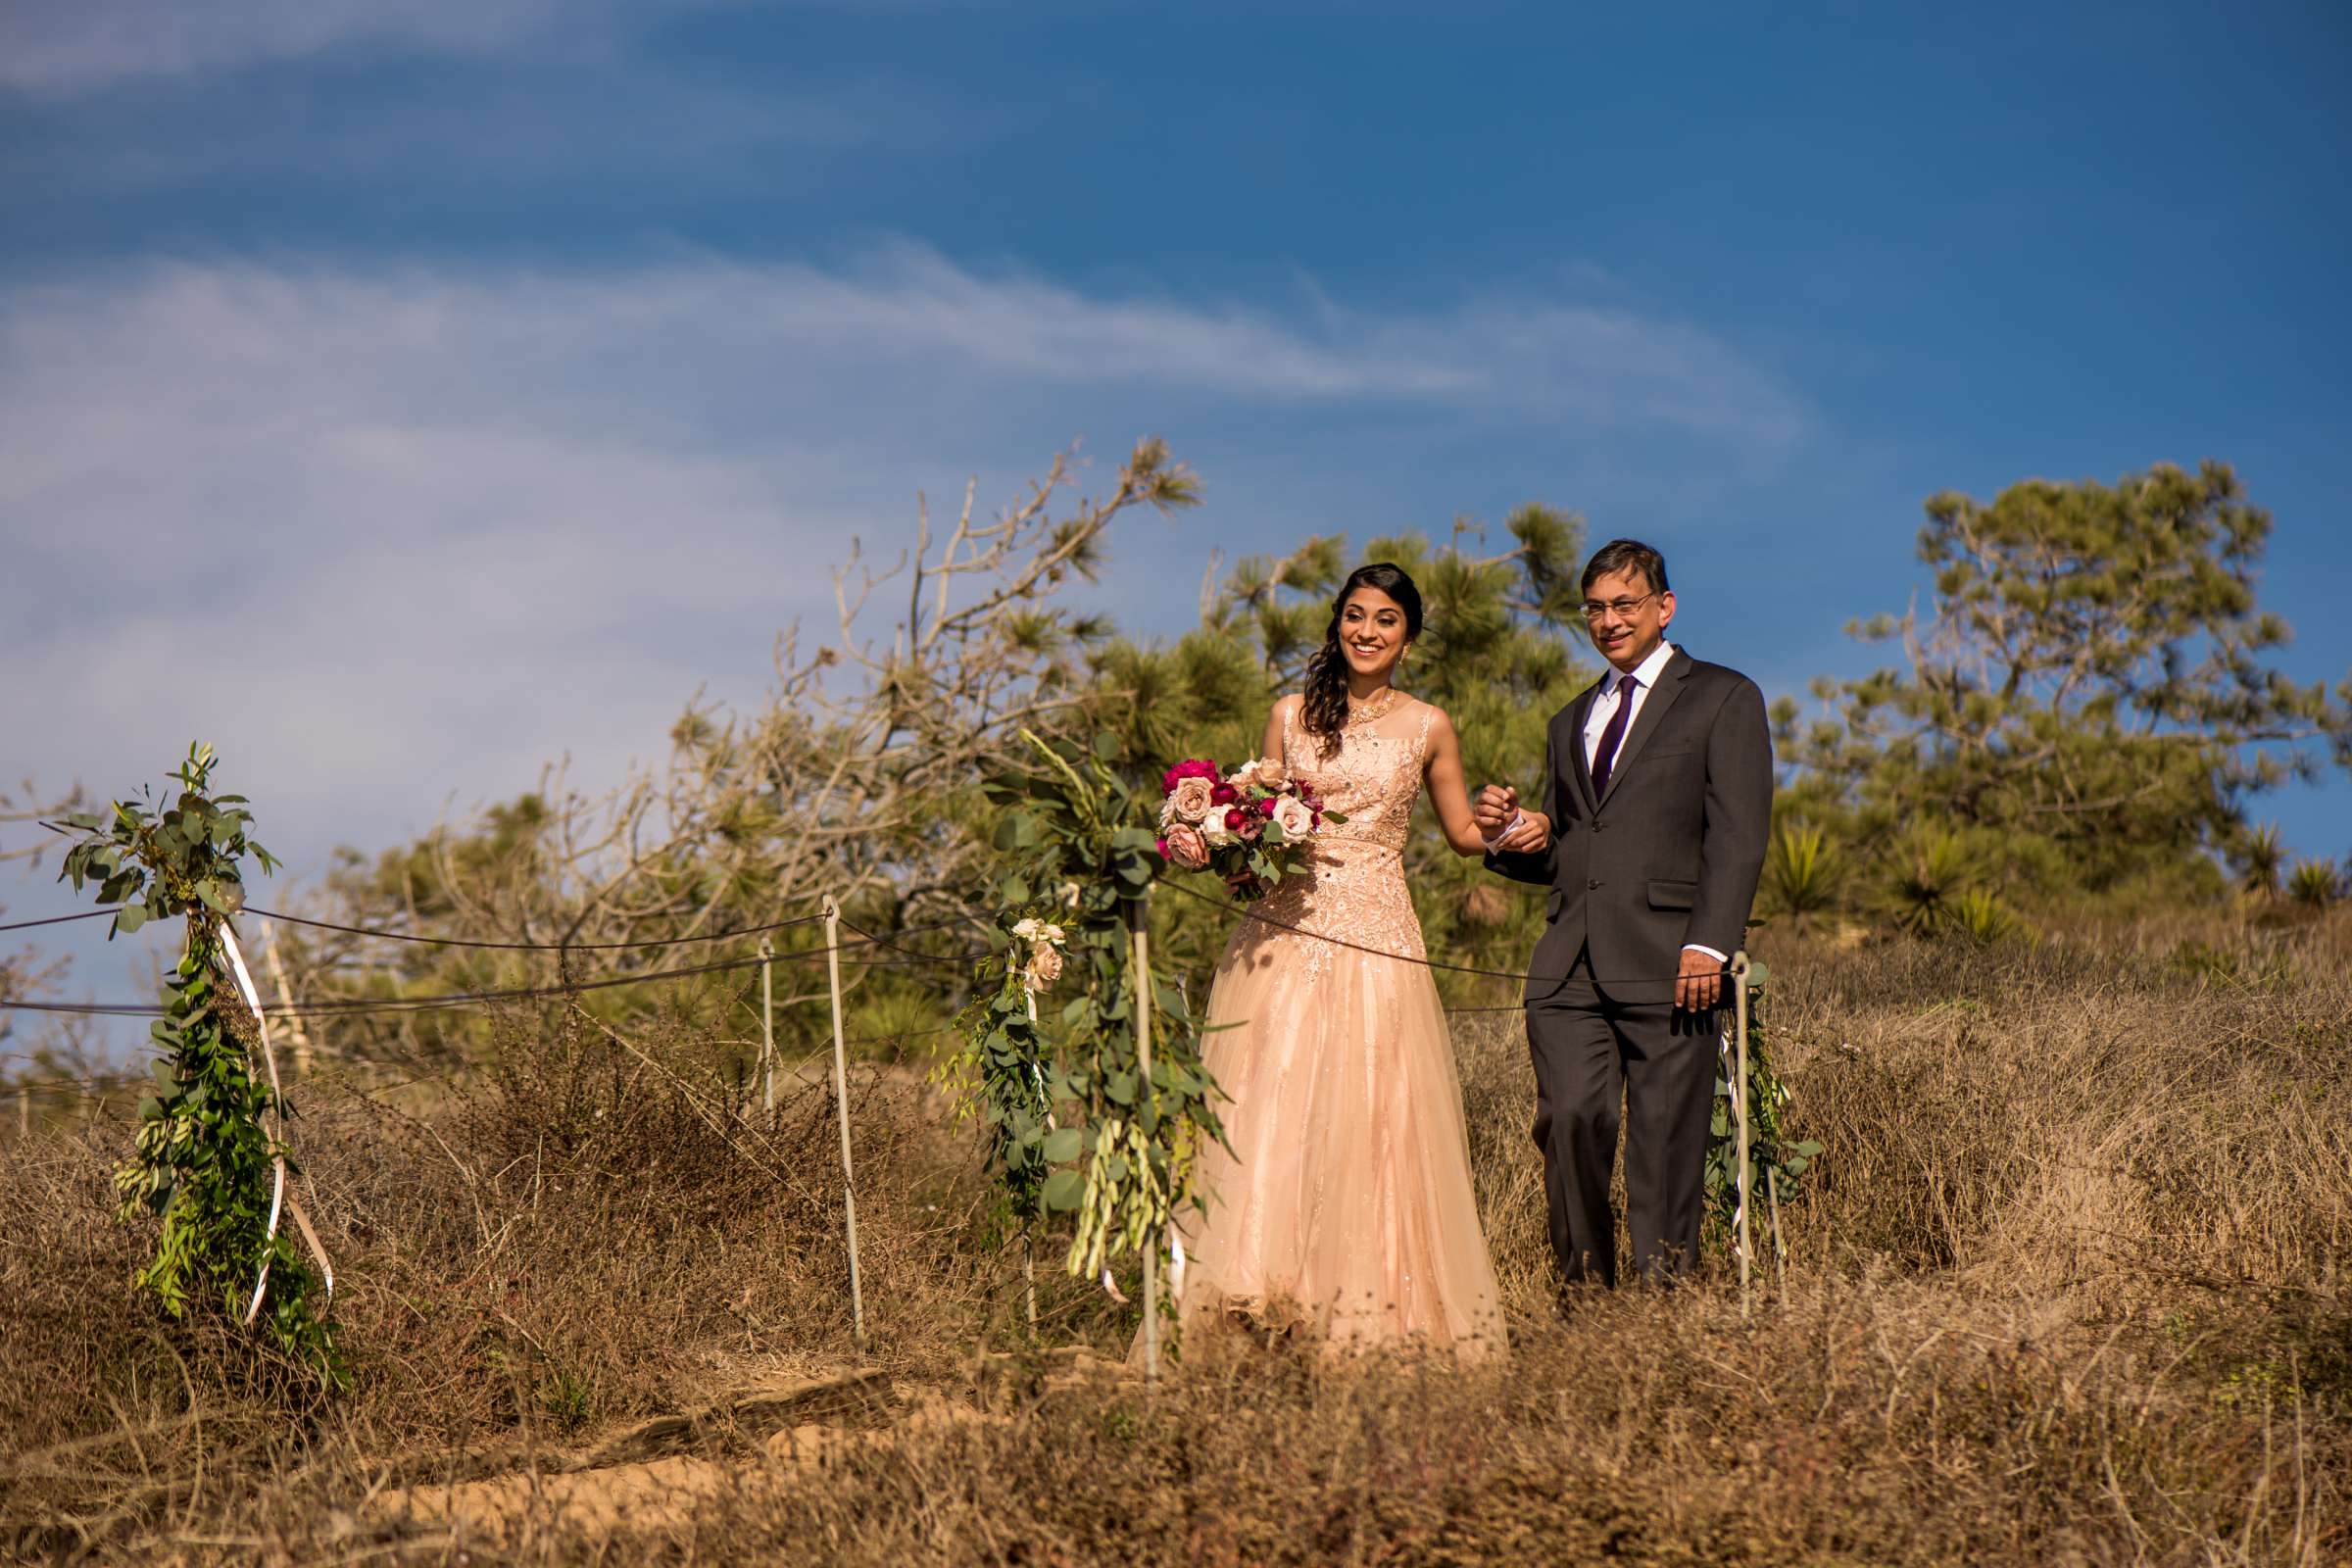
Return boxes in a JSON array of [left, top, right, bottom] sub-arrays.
[[1211, 783, 1238, 806]]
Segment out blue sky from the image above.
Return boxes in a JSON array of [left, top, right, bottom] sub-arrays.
[[4, 1, 2349, 1019]]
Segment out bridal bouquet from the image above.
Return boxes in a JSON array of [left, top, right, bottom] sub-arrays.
[[1154, 757, 1340, 899]]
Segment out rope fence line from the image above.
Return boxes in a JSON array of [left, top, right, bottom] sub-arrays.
[[0, 908, 122, 934], [0, 925, 990, 1021], [6, 884, 1732, 1022], [1157, 878, 1730, 991], [240, 904, 828, 951], [17, 878, 1705, 1012], [4, 900, 990, 954]]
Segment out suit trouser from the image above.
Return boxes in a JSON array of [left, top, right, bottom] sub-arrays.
[[1526, 945, 1720, 1289]]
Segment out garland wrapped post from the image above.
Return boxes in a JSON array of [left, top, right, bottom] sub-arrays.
[[948, 729, 1225, 1353], [56, 743, 342, 1384], [1128, 896, 1158, 1382], [1733, 954, 1753, 1318], [1706, 956, 1821, 1293]]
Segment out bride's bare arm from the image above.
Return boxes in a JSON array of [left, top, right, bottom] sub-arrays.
[[1261, 695, 1294, 766], [1423, 707, 1538, 857]]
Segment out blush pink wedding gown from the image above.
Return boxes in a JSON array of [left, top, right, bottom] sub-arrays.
[[1171, 698, 1504, 1357]]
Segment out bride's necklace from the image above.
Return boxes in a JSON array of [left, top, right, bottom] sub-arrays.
[[1345, 686, 1403, 729]]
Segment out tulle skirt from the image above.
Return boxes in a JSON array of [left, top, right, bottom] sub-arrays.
[[1166, 919, 1506, 1359]]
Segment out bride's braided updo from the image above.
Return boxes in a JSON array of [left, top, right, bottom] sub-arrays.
[[1300, 563, 1424, 758]]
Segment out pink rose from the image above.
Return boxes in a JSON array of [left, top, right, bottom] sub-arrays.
[[1169, 774, 1217, 824], [1162, 760, 1210, 795], [1164, 823, 1209, 869]]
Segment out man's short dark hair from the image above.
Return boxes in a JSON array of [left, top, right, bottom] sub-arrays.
[[1580, 539, 1670, 597]]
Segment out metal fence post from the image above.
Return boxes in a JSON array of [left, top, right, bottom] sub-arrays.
[[759, 937, 775, 1113], [822, 896, 866, 1351]]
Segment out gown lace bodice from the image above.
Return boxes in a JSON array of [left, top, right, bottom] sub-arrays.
[[1235, 698, 1434, 977]]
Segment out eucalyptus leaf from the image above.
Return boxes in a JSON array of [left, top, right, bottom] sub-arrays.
[[1042, 1169, 1086, 1211]]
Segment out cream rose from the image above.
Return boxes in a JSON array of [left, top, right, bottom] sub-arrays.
[[1168, 774, 1217, 824], [1024, 946, 1065, 991], [1270, 795, 1315, 840]]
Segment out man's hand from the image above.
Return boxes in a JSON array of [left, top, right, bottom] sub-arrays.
[[1472, 784, 1517, 835], [1491, 809, 1549, 855], [1674, 948, 1725, 1012]]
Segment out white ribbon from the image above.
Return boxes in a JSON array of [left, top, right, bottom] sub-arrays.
[[219, 922, 334, 1324]]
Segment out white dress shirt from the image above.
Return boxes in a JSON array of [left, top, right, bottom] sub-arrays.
[[1581, 638, 1680, 773], [1581, 639, 1727, 967]]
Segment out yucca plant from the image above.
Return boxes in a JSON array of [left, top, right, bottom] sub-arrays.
[[1763, 822, 1841, 930], [1946, 887, 2019, 946], [2237, 823, 2285, 902], [2285, 858, 2342, 912], [1886, 827, 1973, 937]]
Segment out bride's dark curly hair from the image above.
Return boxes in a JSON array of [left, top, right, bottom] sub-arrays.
[[1300, 562, 1424, 757]]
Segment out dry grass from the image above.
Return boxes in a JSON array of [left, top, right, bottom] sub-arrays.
[[3, 916, 2348, 1565]]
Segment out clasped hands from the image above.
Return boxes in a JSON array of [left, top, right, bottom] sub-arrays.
[[1474, 784, 1724, 1010], [1472, 784, 1550, 855]]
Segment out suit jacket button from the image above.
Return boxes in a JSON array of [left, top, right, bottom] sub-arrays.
[[1587, 878, 1601, 890]]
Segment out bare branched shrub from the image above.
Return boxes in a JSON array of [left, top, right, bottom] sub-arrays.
[[283, 440, 1199, 1065]]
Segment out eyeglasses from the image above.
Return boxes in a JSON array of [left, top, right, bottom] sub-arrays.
[[1578, 591, 1660, 621]]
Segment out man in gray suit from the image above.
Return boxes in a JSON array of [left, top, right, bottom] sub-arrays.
[[1475, 539, 1772, 1291]]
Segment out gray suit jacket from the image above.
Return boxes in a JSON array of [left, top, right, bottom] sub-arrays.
[[1487, 648, 1773, 1005]]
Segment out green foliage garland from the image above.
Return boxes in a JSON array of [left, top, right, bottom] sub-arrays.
[[57, 744, 342, 1382], [1704, 963, 1819, 1261], [949, 730, 1225, 1303]]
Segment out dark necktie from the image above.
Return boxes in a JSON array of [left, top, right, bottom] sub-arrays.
[[1591, 674, 1639, 797]]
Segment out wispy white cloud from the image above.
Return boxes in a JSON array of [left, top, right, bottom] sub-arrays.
[[0, 0, 586, 95], [0, 246, 1808, 887]]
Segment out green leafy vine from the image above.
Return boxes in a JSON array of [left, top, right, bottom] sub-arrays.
[[57, 743, 342, 1383]]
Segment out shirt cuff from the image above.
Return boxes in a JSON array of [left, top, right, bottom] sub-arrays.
[[1682, 943, 1728, 965]]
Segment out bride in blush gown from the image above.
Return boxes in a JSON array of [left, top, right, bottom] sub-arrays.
[[1168, 563, 1542, 1358]]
